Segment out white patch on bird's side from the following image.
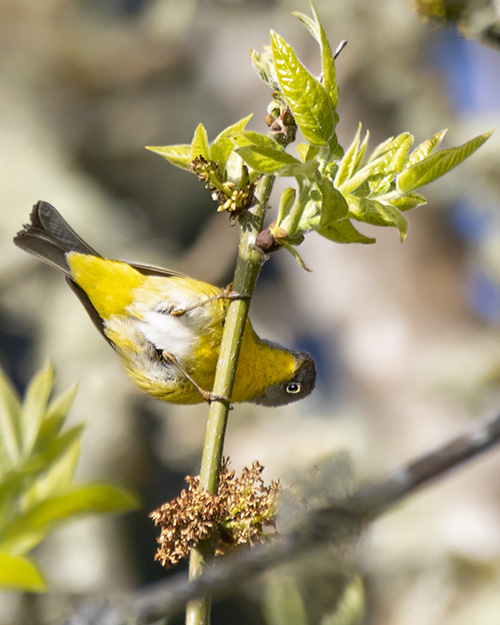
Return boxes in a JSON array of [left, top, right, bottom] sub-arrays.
[[138, 309, 202, 363]]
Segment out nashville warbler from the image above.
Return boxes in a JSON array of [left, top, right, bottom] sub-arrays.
[[14, 201, 316, 406]]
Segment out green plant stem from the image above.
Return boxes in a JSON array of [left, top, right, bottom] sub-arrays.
[[185, 174, 274, 625], [280, 178, 308, 236]]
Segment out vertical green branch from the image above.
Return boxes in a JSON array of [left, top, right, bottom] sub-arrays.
[[186, 173, 274, 625]]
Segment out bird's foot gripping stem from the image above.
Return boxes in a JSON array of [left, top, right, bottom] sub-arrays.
[[170, 284, 249, 317], [162, 350, 233, 409]]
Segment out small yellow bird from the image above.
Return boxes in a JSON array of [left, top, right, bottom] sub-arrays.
[[14, 201, 316, 406]]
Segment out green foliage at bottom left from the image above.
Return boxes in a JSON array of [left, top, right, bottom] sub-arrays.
[[0, 363, 139, 592]]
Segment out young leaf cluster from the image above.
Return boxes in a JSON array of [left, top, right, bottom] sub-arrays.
[[247, 3, 492, 258], [148, 2, 492, 268], [0, 364, 138, 592]]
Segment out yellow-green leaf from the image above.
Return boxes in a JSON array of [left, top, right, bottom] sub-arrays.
[[309, 1, 339, 108], [0, 553, 46, 592], [271, 31, 335, 147], [407, 129, 447, 167], [250, 47, 280, 91], [347, 195, 408, 241], [296, 143, 319, 162], [231, 130, 282, 151], [389, 192, 427, 211], [0, 484, 139, 555], [317, 216, 375, 244], [209, 114, 253, 164], [236, 145, 301, 175], [335, 123, 363, 188], [46, 383, 77, 425], [21, 364, 53, 459], [276, 188, 297, 227], [397, 129, 493, 193], [145, 144, 191, 170], [34, 384, 77, 455], [340, 133, 413, 194], [0, 365, 22, 467], [25, 427, 84, 508], [190, 123, 210, 161]]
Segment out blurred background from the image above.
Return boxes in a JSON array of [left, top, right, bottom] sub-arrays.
[[1, 0, 500, 623]]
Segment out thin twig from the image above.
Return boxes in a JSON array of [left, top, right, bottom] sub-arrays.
[[333, 40, 348, 59]]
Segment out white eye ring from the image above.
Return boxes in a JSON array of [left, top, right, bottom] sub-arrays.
[[286, 382, 301, 394]]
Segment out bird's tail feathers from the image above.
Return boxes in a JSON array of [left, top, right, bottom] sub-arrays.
[[13, 201, 100, 275]]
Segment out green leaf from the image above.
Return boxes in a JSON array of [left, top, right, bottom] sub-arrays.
[[21, 364, 53, 460], [292, 11, 319, 42], [231, 130, 283, 151], [347, 195, 408, 241], [407, 129, 447, 167], [296, 143, 319, 162], [46, 383, 77, 426], [276, 188, 297, 227], [340, 133, 413, 194], [145, 144, 191, 170], [39, 425, 82, 469], [309, 1, 339, 108], [25, 427, 84, 509], [0, 468, 31, 508], [236, 145, 301, 174], [317, 203, 375, 244], [295, 176, 348, 234], [367, 173, 393, 196], [34, 384, 77, 455], [209, 114, 253, 165], [291, 2, 341, 111], [250, 47, 280, 91], [388, 192, 427, 211], [190, 123, 210, 161], [0, 553, 46, 592], [397, 128, 494, 193], [41, 434, 80, 495], [318, 216, 375, 244], [289, 178, 375, 244], [371, 132, 414, 174], [279, 240, 312, 272], [365, 135, 395, 163], [335, 123, 363, 188], [271, 31, 335, 146], [232, 131, 319, 178], [351, 128, 370, 175], [0, 484, 139, 555], [0, 365, 22, 467], [320, 178, 349, 222], [277, 160, 320, 180]]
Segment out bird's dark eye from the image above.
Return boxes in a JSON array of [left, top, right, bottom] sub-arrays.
[[286, 382, 301, 394]]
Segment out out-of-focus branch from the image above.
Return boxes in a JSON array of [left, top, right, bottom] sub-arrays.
[[350, 411, 500, 517], [134, 412, 500, 623]]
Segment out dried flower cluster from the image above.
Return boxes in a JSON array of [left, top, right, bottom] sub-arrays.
[[150, 460, 279, 568]]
